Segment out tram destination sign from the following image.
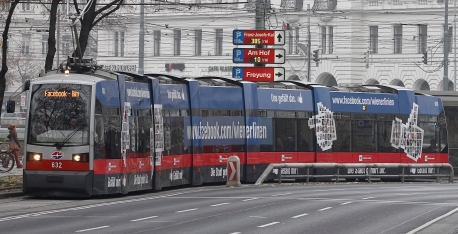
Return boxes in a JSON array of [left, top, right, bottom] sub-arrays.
[[232, 67, 285, 82], [233, 48, 285, 64], [233, 30, 285, 45]]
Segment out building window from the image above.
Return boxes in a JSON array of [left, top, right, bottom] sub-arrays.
[[288, 30, 293, 54], [61, 2, 67, 13], [328, 26, 333, 54], [215, 29, 223, 56], [216, 0, 222, 2], [21, 34, 31, 54], [370, 26, 378, 54], [195, 29, 202, 56], [418, 25, 427, 53], [174, 29, 181, 56], [62, 35, 71, 55], [153, 30, 161, 56], [295, 27, 300, 54], [113, 32, 125, 57], [321, 26, 326, 54], [42, 35, 48, 55], [22, 0, 30, 11], [394, 24, 402, 54]]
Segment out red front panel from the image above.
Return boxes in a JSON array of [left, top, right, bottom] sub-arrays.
[[26, 160, 89, 171]]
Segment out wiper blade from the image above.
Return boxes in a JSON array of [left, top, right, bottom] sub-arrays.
[[54, 124, 86, 150]]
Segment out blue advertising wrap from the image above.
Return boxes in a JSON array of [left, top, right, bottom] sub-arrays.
[[416, 95, 443, 115], [184, 117, 272, 146], [159, 84, 189, 109], [125, 81, 152, 108], [96, 80, 121, 106], [330, 92, 399, 113], [199, 86, 243, 109], [257, 88, 314, 111]]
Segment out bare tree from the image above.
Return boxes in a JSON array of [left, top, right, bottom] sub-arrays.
[[72, 0, 124, 58], [8, 52, 43, 84], [0, 0, 20, 112], [44, 0, 61, 71]]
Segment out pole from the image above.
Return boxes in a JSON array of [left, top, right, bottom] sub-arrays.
[[444, 0, 450, 91], [138, 0, 145, 74], [307, 4, 311, 82], [454, 0, 456, 90], [255, 0, 265, 68], [57, 9, 60, 69]]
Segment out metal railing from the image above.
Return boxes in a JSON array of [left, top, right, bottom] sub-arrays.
[[254, 163, 455, 185]]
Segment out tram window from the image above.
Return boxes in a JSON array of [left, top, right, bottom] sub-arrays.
[[352, 120, 376, 152], [169, 109, 180, 117], [419, 115, 441, 153], [231, 110, 243, 116], [275, 119, 297, 151], [296, 112, 306, 118], [298, 119, 313, 152], [333, 119, 351, 152], [94, 115, 105, 159], [202, 109, 209, 117], [275, 111, 295, 118], [353, 113, 376, 120], [104, 107, 119, 116], [260, 110, 267, 117], [95, 100, 102, 114], [377, 120, 396, 152], [180, 109, 189, 116], [104, 115, 121, 159]]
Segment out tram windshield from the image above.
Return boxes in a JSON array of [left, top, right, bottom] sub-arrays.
[[27, 83, 91, 146]]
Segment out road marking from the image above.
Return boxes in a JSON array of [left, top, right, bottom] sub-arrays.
[[313, 189, 345, 192], [291, 213, 308, 219], [242, 198, 258, 202], [176, 208, 198, 213], [318, 207, 332, 211], [211, 203, 229, 207], [249, 216, 267, 219], [131, 216, 158, 222], [258, 222, 280, 227], [271, 193, 292, 197], [229, 232, 241, 234], [341, 202, 352, 205], [406, 207, 458, 234], [362, 197, 374, 200], [75, 226, 109, 232]]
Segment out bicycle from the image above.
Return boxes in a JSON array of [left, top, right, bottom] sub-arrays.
[[0, 142, 15, 173]]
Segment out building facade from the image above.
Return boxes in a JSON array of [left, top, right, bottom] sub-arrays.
[[2, 0, 458, 91]]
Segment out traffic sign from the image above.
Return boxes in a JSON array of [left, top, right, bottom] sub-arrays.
[[233, 48, 285, 64], [226, 156, 241, 187], [233, 30, 285, 45], [232, 67, 285, 82]]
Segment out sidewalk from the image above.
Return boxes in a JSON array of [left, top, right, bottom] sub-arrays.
[[0, 167, 23, 178]]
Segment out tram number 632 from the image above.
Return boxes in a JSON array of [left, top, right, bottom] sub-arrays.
[[52, 162, 63, 168]]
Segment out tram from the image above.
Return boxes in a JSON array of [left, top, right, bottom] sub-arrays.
[[16, 59, 448, 197]]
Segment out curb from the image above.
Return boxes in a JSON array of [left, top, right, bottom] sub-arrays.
[[0, 187, 23, 198]]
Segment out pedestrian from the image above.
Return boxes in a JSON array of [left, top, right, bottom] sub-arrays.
[[7, 124, 23, 168]]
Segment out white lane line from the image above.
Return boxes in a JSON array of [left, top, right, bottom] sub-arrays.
[[242, 198, 258, 202], [362, 197, 375, 200], [271, 193, 292, 197], [176, 208, 198, 213], [131, 216, 158, 222], [406, 207, 458, 234], [229, 232, 241, 234], [318, 207, 332, 211], [211, 203, 229, 207], [75, 226, 109, 232], [313, 189, 345, 192], [258, 222, 280, 228], [250, 216, 267, 219], [291, 213, 308, 219], [341, 202, 352, 205]]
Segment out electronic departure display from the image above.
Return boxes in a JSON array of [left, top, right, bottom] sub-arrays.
[[44, 90, 80, 98]]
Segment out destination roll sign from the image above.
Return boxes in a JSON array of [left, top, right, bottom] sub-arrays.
[[232, 67, 285, 82], [233, 48, 285, 64], [233, 30, 285, 45]]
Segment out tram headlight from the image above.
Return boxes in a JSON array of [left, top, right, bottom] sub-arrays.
[[72, 153, 88, 162], [27, 152, 42, 162], [73, 154, 81, 162]]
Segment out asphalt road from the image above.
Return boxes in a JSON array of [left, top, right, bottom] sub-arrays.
[[0, 183, 457, 234]]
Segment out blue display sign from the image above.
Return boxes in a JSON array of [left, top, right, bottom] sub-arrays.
[[330, 92, 399, 113], [159, 84, 189, 109], [257, 89, 314, 111], [184, 117, 272, 146]]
